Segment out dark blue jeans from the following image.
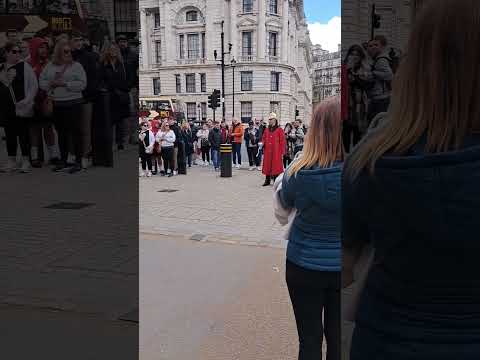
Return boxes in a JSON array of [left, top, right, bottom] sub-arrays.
[[211, 149, 220, 169], [232, 142, 242, 165]]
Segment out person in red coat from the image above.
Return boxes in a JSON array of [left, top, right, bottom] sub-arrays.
[[261, 112, 286, 186]]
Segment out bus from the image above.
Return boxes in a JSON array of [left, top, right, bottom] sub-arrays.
[[0, 0, 110, 46], [139, 97, 186, 124]]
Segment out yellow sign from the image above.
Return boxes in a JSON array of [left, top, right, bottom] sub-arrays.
[[159, 110, 171, 118], [51, 17, 73, 31]]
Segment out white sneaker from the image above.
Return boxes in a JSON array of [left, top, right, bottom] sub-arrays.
[[257, 166, 262, 171], [236, 164, 241, 169], [249, 166, 254, 171], [173, 170, 178, 175], [139, 170, 146, 177], [20, 157, 31, 173], [146, 170, 152, 177]]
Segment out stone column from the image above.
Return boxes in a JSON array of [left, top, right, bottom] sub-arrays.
[[258, 0, 266, 61], [140, 9, 149, 68], [230, 0, 237, 59], [163, 0, 174, 65], [282, 0, 288, 63]]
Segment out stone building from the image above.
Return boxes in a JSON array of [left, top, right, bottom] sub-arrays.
[[312, 44, 341, 105], [139, 0, 313, 125], [341, 0, 415, 53]]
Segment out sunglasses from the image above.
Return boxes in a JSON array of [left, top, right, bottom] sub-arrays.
[[10, 49, 20, 54]]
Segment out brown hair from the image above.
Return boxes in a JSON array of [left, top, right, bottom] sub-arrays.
[[288, 96, 343, 176], [100, 44, 122, 66], [346, 0, 480, 180]]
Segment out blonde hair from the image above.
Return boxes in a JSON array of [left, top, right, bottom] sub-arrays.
[[346, 0, 480, 181], [288, 96, 343, 177], [52, 39, 72, 65]]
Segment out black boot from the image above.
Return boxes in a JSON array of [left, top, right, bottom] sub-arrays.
[[262, 176, 271, 187]]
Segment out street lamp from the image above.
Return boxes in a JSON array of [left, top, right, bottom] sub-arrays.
[[231, 57, 236, 120], [197, 103, 201, 123]]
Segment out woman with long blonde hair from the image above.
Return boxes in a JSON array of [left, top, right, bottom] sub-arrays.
[[274, 95, 343, 360], [343, 1, 480, 358], [39, 39, 87, 173]]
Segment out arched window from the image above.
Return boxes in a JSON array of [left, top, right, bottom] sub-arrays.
[[186, 10, 198, 22]]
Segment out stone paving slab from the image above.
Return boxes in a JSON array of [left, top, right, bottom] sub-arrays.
[[140, 164, 288, 248], [0, 138, 138, 322]]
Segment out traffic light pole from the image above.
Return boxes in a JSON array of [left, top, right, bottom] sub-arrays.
[[371, 4, 376, 40], [221, 21, 226, 122]]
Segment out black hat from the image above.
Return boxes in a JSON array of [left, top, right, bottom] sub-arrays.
[[116, 35, 128, 41]]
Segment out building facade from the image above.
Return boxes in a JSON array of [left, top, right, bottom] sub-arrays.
[[342, 0, 415, 53], [312, 44, 341, 105], [139, 0, 313, 125]]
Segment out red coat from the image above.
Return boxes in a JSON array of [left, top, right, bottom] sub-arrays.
[[262, 126, 286, 176]]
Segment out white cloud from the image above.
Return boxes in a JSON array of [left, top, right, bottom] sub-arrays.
[[308, 16, 341, 52]]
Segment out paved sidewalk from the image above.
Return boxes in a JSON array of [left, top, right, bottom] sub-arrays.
[[0, 138, 139, 358], [140, 164, 288, 248]]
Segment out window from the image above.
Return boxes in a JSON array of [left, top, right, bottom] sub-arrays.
[[241, 71, 253, 91], [270, 102, 280, 116], [271, 72, 280, 91], [242, 32, 253, 56], [179, 34, 184, 59], [154, 40, 161, 64], [175, 74, 181, 93], [201, 102, 207, 121], [186, 10, 198, 22], [186, 73, 196, 93], [200, 73, 206, 92], [243, 0, 253, 13], [153, 78, 161, 95], [241, 102, 253, 123], [186, 102, 197, 120], [201, 33, 206, 58], [154, 12, 161, 28], [269, 0, 278, 14], [187, 33, 200, 59], [268, 32, 278, 56]]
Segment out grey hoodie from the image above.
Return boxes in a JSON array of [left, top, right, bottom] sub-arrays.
[[366, 50, 393, 101]]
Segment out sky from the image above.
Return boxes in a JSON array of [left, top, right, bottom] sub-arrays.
[[304, 0, 341, 52]]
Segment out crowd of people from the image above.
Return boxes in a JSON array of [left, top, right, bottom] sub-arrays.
[[138, 113, 308, 186], [342, 34, 398, 152], [0, 32, 139, 174], [274, 1, 480, 360]]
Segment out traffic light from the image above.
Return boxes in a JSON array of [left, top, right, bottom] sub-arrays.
[[208, 89, 221, 109], [373, 13, 381, 29], [208, 93, 213, 109], [212, 89, 220, 108]]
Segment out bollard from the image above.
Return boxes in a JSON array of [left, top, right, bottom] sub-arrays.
[[92, 89, 113, 167], [220, 143, 232, 178]]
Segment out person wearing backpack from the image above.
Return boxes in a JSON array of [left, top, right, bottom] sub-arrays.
[[365, 35, 393, 129]]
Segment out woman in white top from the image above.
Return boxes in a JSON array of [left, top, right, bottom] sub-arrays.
[[0, 41, 38, 173], [156, 121, 176, 177], [196, 123, 210, 166], [39, 39, 87, 173]]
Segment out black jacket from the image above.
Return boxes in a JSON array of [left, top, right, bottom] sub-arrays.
[[208, 128, 222, 150], [72, 48, 99, 101], [99, 61, 130, 121], [170, 123, 182, 147], [120, 47, 139, 90]]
